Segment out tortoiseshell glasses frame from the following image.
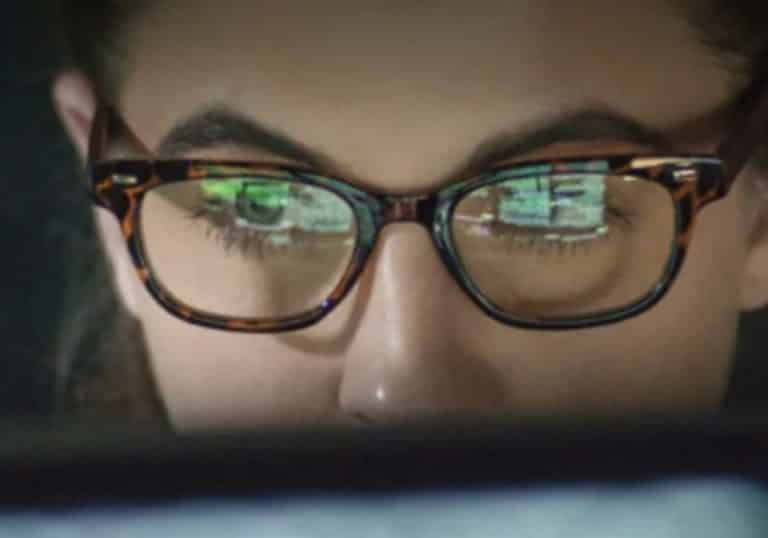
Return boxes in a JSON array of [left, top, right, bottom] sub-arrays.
[[88, 80, 768, 333]]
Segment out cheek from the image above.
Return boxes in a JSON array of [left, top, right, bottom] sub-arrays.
[[138, 297, 341, 430], [463, 195, 747, 414]]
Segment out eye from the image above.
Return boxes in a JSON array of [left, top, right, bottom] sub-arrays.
[[187, 178, 356, 258], [454, 172, 637, 257], [234, 181, 292, 228], [184, 179, 293, 256]]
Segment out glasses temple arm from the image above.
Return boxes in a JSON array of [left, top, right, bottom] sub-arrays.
[[87, 105, 154, 163]]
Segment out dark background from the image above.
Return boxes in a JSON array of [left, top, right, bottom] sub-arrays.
[[1, 2, 766, 420], [1, 1, 85, 419]]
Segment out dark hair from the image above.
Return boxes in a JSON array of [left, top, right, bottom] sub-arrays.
[[52, 2, 768, 421], [56, 0, 149, 103], [49, 189, 168, 424], [681, 1, 768, 84], [53, 1, 168, 424]]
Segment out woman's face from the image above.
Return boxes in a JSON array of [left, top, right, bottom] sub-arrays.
[[56, 0, 768, 429]]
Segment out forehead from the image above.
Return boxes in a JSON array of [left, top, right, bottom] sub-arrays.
[[122, 0, 733, 189]]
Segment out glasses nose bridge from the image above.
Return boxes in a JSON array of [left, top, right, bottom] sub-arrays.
[[380, 194, 435, 228]]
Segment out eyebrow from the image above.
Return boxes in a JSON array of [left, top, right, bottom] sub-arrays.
[[155, 105, 328, 167], [155, 103, 681, 175], [466, 106, 678, 171]]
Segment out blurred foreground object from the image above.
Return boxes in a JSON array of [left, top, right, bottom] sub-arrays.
[[1, 414, 768, 536]]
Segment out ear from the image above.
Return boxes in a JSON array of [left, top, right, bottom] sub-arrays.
[[52, 70, 142, 318], [740, 171, 768, 311], [51, 69, 97, 164]]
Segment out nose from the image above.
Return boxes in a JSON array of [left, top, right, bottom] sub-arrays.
[[337, 223, 505, 422]]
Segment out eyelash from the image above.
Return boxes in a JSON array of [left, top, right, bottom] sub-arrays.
[[189, 198, 633, 263], [518, 208, 629, 254], [474, 206, 632, 258], [187, 203, 305, 259]]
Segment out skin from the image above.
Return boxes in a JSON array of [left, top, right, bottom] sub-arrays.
[[53, 1, 768, 430]]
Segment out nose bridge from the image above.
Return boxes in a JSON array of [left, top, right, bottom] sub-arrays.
[[380, 194, 435, 227], [336, 220, 505, 421]]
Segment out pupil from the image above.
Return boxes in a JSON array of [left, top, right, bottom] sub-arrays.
[[235, 183, 287, 227]]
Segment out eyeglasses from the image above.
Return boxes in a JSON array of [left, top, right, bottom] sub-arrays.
[[88, 82, 768, 333]]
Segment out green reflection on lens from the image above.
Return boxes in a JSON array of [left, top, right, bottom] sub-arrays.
[[201, 178, 291, 206], [492, 174, 606, 229], [499, 176, 552, 227], [288, 187, 353, 233], [199, 178, 353, 233]]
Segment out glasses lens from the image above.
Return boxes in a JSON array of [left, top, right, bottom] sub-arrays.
[[138, 176, 357, 319], [451, 172, 676, 321]]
